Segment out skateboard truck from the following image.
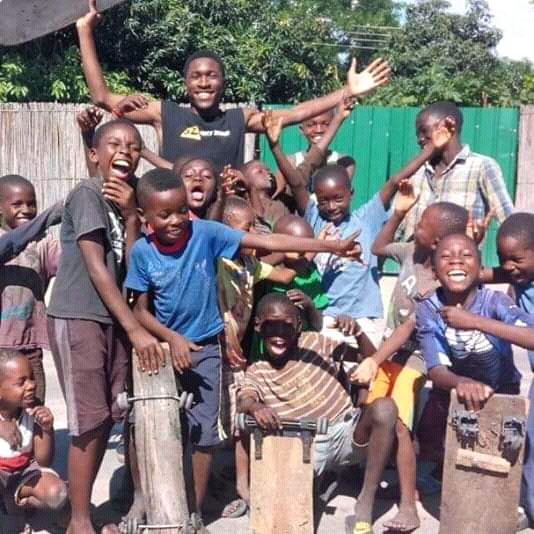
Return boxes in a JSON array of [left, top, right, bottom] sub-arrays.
[[451, 410, 479, 446], [236, 414, 329, 464], [116, 391, 194, 411], [501, 416, 526, 454], [121, 517, 193, 534]]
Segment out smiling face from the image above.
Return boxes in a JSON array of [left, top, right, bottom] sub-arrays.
[[498, 235, 534, 286], [90, 123, 142, 183], [256, 302, 301, 363], [300, 111, 334, 145], [314, 176, 351, 225], [141, 186, 190, 245], [0, 183, 37, 229], [179, 159, 217, 216], [0, 355, 35, 413], [185, 57, 224, 112], [433, 234, 480, 298]]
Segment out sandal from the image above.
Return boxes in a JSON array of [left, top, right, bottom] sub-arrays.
[[353, 521, 373, 534], [221, 498, 248, 518]]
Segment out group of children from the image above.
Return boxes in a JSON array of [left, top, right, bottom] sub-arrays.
[[0, 2, 533, 534]]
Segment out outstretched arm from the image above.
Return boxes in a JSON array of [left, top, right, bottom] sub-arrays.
[[245, 58, 389, 132], [76, 1, 161, 130]]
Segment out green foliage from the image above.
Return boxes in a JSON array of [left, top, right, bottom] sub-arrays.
[[0, 0, 532, 105], [366, 0, 534, 106]]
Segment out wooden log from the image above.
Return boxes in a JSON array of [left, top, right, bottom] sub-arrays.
[[133, 347, 189, 533]]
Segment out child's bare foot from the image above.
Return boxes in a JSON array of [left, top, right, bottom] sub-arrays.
[[383, 504, 420, 532]]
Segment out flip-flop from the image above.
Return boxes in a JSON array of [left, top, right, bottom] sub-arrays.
[[353, 521, 373, 534], [221, 498, 248, 518]]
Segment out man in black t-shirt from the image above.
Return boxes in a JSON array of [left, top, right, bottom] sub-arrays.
[[77, 0, 390, 171]]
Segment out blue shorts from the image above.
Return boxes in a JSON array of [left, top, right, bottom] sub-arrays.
[[180, 339, 222, 448]]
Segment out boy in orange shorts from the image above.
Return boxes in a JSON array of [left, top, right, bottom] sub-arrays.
[[352, 189, 469, 531]]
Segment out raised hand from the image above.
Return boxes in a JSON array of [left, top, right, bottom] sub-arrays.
[[76, 0, 101, 30], [394, 179, 418, 215], [27, 406, 54, 432], [466, 210, 494, 244], [76, 106, 103, 134], [112, 94, 150, 118], [346, 57, 391, 98], [102, 177, 137, 218], [262, 110, 284, 146]]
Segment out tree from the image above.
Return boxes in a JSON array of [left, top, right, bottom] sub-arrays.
[[366, 0, 534, 106]]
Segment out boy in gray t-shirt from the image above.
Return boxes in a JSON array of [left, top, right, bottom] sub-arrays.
[[47, 119, 163, 534]]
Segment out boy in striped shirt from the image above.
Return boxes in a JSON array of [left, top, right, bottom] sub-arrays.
[[237, 293, 397, 534]]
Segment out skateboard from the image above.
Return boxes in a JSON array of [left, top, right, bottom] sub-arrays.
[[121, 345, 193, 534], [440, 391, 527, 534], [0, 0, 125, 46], [237, 414, 329, 534]]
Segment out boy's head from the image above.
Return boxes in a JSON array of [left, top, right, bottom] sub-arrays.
[[184, 50, 225, 111], [137, 168, 189, 245], [415, 202, 469, 251], [299, 110, 335, 145], [176, 157, 217, 217], [0, 175, 37, 229], [90, 119, 143, 183], [497, 212, 534, 286], [0, 351, 35, 411], [273, 214, 314, 264], [241, 160, 276, 196], [313, 164, 352, 225], [416, 101, 462, 150], [432, 233, 480, 295], [255, 293, 301, 363], [222, 195, 255, 232]]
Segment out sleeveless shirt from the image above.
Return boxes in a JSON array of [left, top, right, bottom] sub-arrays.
[[161, 102, 246, 172]]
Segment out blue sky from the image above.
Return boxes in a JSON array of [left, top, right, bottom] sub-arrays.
[[408, 0, 534, 62]]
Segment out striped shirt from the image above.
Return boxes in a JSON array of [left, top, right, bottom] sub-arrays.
[[238, 333, 352, 423], [399, 145, 513, 240]]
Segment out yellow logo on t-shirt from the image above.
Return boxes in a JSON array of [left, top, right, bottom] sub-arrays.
[[180, 126, 202, 141]]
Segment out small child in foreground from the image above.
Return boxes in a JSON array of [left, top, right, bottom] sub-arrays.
[[237, 293, 397, 534], [416, 234, 534, 470], [0, 174, 60, 406], [0, 351, 67, 516]]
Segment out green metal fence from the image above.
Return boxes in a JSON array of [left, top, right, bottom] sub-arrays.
[[259, 106, 519, 272]]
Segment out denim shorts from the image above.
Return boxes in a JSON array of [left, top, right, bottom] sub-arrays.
[[314, 408, 368, 477]]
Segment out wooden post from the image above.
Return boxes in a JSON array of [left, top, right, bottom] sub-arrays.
[[515, 105, 534, 212], [133, 349, 189, 533]]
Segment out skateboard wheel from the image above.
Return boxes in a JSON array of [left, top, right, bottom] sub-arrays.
[[316, 416, 328, 435], [116, 392, 130, 411], [184, 392, 194, 410], [236, 412, 247, 432], [127, 517, 138, 534]]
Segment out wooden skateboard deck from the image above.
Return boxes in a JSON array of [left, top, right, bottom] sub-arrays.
[[132, 346, 189, 533], [249, 434, 314, 534], [440, 391, 527, 534], [0, 0, 125, 46]]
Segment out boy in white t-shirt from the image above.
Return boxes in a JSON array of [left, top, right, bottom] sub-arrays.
[[0, 350, 67, 515]]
